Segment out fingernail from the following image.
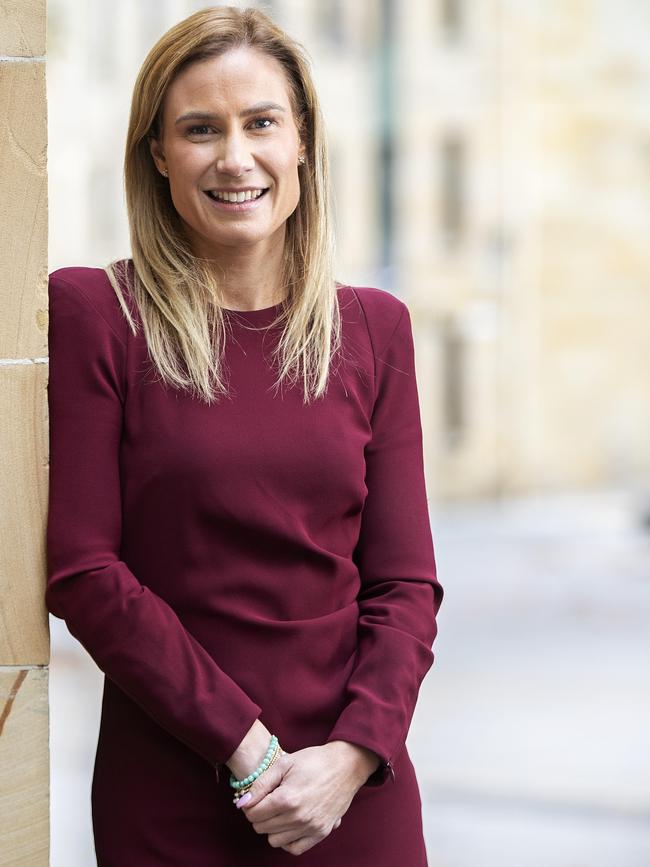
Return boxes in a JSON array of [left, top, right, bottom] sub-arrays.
[[236, 792, 252, 808]]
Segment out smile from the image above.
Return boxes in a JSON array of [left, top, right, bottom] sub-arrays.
[[203, 188, 270, 212]]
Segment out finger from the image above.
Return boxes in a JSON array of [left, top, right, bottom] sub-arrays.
[[266, 829, 316, 852], [262, 823, 303, 847], [241, 787, 292, 824], [238, 755, 288, 813], [281, 835, 319, 856], [247, 790, 302, 832], [269, 819, 340, 853], [252, 816, 301, 836]]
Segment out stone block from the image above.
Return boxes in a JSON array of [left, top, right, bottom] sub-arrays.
[[0, 59, 48, 360], [0, 0, 46, 57], [0, 363, 49, 666], [0, 667, 49, 863]]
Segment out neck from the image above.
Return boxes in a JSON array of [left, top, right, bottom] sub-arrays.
[[192, 225, 288, 310]]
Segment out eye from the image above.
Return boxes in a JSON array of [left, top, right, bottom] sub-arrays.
[[250, 116, 275, 130], [187, 117, 276, 137], [188, 125, 213, 136]]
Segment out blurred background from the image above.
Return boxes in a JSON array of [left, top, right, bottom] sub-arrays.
[[46, 1, 650, 865]]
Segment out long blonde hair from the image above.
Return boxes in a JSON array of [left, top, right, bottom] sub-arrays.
[[105, 5, 340, 405]]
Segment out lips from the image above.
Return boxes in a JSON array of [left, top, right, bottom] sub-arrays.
[[203, 187, 270, 212], [205, 188, 268, 202]]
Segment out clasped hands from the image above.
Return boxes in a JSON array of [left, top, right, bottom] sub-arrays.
[[233, 740, 379, 856]]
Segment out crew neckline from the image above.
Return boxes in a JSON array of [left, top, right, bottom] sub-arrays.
[[222, 299, 286, 326]]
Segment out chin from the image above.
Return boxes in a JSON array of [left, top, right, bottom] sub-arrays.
[[210, 231, 270, 248]]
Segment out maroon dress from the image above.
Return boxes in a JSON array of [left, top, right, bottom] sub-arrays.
[[46, 262, 443, 866]]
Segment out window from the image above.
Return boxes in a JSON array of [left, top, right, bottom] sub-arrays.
[[440, 134, 466, 249], [441, 317, 465, 444], [380, 137, 394, 270], [440, 0, 464, 42]]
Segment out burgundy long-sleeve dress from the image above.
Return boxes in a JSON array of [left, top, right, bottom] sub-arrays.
[[45, 261, 443, 866]]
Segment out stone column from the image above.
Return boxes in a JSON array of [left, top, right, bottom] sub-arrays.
[[0, 0, 50, 863]]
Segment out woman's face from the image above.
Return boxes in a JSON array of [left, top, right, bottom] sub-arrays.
[[150, 46, 306, 258]]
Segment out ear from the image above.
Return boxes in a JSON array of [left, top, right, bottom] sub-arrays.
[[149, 136, 167, 176]]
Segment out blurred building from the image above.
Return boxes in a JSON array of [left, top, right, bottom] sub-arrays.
[[47, 0, 650, 499]]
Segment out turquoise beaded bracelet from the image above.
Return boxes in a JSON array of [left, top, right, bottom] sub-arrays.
[[229, 734, 280, 791]]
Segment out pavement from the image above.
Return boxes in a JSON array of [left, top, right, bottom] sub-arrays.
[[48, 488, 650, 866]]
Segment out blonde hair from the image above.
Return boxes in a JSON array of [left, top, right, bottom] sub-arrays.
[[105, 5, 340, 404]]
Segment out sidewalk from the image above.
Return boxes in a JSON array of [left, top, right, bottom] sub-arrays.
[[415, 488, 650, 866]]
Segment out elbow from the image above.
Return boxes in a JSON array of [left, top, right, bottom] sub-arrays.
[[45, 576, 68, 620], [432, 573, 444, 617], [426, 580, 443, 649], [44, 564, 87, 621]]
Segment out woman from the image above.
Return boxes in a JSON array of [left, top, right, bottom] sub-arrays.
[[46, 6, 443, 865]]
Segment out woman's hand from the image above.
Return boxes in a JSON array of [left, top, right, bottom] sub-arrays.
[[237, 741, 377, 856]]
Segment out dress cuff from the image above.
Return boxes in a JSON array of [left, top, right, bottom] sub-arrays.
[[363, 757, 396, 787]]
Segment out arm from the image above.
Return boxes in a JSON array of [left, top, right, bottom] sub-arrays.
[[46, 274, 262, 771], [325, 301, 444, 786]]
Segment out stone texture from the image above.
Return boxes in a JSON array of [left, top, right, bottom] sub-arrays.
[[0, 0, 46, 57], [0, 364, 50, 667], [0, 667, 49, 863], [0, 58, 48, 360]]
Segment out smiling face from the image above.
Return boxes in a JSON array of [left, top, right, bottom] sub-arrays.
[[150, 45, 306, 258]]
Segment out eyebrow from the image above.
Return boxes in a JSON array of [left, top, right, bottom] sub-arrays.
[[174, 102, 286, 125]]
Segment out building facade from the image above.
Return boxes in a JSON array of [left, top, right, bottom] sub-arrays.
[[48, 0, 650, 498]]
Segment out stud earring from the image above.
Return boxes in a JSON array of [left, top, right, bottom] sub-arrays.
[[161, 169, 168, 177], [298, 155, 305, 165]]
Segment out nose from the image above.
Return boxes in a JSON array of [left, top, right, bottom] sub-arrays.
[[215, 131, 253, 177]]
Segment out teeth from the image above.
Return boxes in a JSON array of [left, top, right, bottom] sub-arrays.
[[209, 188, 265, 203]]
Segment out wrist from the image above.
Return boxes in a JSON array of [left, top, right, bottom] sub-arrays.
[[226, 719, 274, 780], [325, 739, 381, 786]]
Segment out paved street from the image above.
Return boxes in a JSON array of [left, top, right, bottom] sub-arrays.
[[417, 488, 650, 866], [48, 488, 650, 866]]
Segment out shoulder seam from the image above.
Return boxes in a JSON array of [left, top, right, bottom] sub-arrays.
[[50, 274, 127, 349], [379, 304, 407, 359], [348, 286, 378, 354], [349, 287, 378, 399], [349, 286, 407, 404], [353, 286, 406, 355]]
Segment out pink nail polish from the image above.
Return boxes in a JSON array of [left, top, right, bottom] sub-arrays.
[[236, 792, 252, 808]]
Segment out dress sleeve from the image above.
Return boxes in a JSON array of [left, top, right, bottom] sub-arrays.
[[46, 274, 262, 771], [325, 302, 444, 786]]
